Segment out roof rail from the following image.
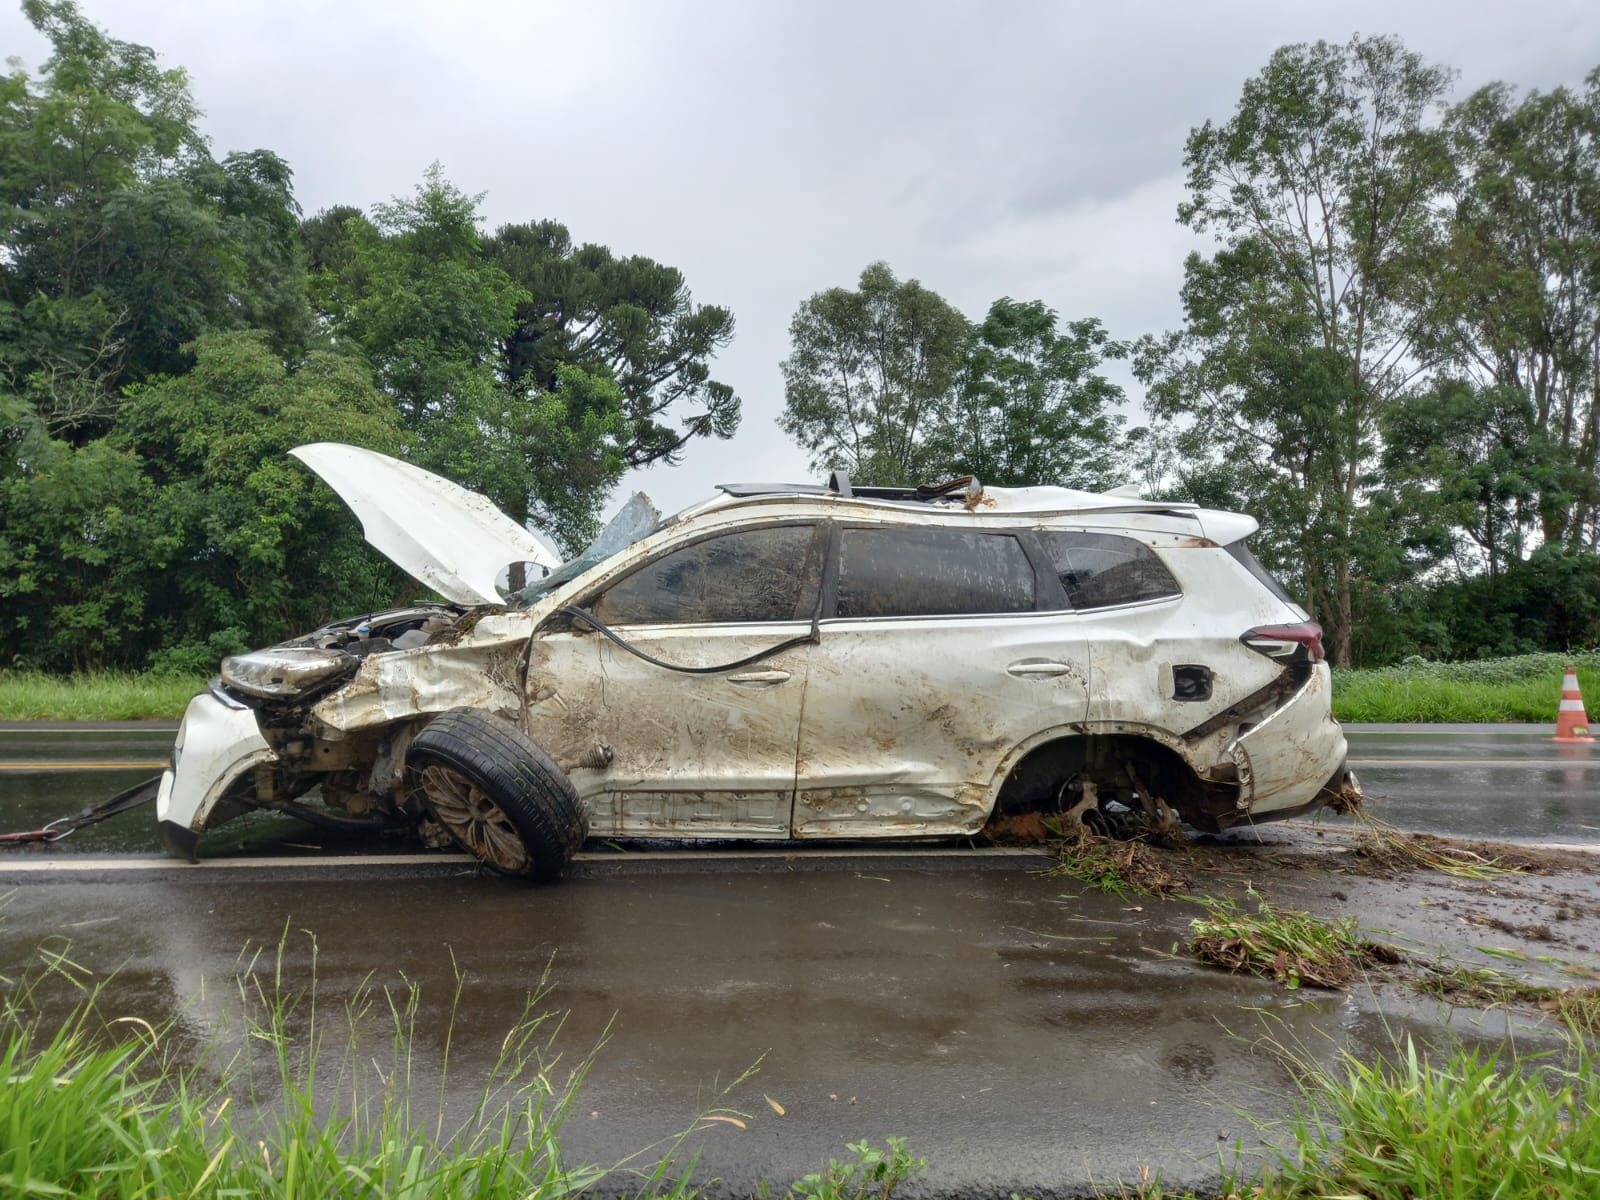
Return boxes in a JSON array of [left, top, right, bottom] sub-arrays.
[[717, 472, 983, 505]]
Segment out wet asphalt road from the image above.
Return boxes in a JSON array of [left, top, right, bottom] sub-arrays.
[[0, 721, 1595, 1195]]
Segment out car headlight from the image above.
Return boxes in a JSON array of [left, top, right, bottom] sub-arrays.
[[220, 647, 355, 699]]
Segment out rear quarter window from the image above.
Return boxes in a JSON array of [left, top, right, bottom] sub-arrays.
[[836, 526, 1037, 618], [1037, 531, 1180, 610], [1225, 541, 1297, 606]]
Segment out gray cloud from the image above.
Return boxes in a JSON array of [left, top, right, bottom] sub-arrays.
[[4, 0, 1598, 515]]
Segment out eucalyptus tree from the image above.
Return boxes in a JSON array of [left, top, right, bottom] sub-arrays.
[[1136, 35, 1457, 665], [933, 298, 1128, 490], [780, 261, 970, 485], [1425, 73, 1600, 551]]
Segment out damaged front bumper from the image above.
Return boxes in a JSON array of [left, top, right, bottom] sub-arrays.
[[156, 686, 277, 858]]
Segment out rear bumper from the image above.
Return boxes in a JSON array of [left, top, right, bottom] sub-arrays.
[[1228, 664, 1352, 819], [155, 690, 276, 854]]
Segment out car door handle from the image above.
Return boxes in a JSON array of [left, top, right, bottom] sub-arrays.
[[1007, 661, 1073, 677], [728, 670, 791, 686]]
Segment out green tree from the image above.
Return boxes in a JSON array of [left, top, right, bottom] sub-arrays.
[[0, 1, 308, 441], [112, 330, 407, 662], [314, 171, 632, 557], [780, 262, 970, 485], [1137, 35, 1456, 665], [932, 298, 1127, 488], [1425, 74, 1600, 548], [486, 220, 741, 468], [1380, 380, 1559, 582]]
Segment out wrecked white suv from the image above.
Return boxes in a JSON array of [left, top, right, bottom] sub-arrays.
[[157, 443, 1361, 880]]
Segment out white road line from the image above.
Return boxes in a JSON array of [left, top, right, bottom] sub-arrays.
[[1350, 758, 1599, 767], [0, 846, 1047, 874]]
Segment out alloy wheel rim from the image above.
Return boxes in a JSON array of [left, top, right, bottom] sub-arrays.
[[418, 765, 530, 873]]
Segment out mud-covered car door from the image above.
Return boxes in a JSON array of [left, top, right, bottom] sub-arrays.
[[524, 522, 825, 838], [792, 523, 1090, 836]]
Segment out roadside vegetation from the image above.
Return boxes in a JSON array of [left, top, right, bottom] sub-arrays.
[[1332, 652, 1599, 724], [10, 930, 1598, 1200], [7, 651, 1596, 722], [0, 670, 206, 720]]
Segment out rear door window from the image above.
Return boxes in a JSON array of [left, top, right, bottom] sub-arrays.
[[835, 526, 1037, 618], [587, 525, 819, 625], [1036, 532, 1180, 610]]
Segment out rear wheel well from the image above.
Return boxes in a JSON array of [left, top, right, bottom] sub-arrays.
[[991, 734, 1232, 833]]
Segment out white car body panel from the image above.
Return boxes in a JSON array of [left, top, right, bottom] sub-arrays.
[[526, 627, 811, 838], [1230, 664, 1347, 814], [290, 442, 559, 607], [156, 691, 276, 833], [793, 611, 1089, 836]]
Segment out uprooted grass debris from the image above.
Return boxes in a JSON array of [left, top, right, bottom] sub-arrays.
[[1347, 811, 1535, 878], [1189, 892, 1401, 989], [1046, 832, 1188, 898], [1416, 964, 1600, 1030]]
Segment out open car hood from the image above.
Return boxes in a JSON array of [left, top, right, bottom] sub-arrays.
[[290, 443, 560, 606]]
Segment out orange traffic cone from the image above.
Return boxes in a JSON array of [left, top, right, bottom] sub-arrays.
[[1553, 665, 1594, 743]]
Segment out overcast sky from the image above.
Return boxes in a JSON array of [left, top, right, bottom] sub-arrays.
[[6, 1, 1599, 518]]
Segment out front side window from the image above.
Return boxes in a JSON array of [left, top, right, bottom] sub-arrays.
[[1037, 531, 1180, 610], [836, 526, 1037, 618], [587, 525, 817, 625]]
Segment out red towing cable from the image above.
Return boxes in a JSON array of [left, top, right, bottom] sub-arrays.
[[0, 776, 161, 845]]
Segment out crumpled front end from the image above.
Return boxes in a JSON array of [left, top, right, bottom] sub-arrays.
[[156, 688, 278, 858]]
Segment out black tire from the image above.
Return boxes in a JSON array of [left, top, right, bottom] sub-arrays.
[[405, 708, 588, 881]]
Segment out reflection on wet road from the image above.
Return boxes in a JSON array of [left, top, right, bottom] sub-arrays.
[[1345, 723, 1598, 843], [0, 863, 1462, 1196]]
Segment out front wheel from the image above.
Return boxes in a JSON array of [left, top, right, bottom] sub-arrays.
[[405, 708, 587, 881]]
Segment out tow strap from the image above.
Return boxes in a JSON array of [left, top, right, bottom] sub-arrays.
[[0, 775, 162, 845]]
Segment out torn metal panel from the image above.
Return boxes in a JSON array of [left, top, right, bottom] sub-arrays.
[[311, 613, 532, 732], [1229, 665, 1349, 815]]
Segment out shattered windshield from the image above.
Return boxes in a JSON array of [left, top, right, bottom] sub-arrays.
[[514, 492, 662, 605]]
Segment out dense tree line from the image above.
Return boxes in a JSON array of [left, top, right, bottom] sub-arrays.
[[1, 2, 738, 670], [2, 6, 1596, 672]]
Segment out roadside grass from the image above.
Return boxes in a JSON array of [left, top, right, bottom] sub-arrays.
[[0, 669, 205, 720], [1250, 1033, 1600, 1199], [1332, 651, 1599, 724], [0, 931, 923, 1200], [1189, 891, 1401, 990]]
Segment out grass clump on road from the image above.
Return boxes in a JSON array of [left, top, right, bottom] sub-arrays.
[[1189, 892, 1400, 989], [1048, 834, 1187, 899], [1332, 651, 1598, 723], [1417, 966, 1600, 1032], [1348, 812, 1526, 879], [0, 670, 204, 720]]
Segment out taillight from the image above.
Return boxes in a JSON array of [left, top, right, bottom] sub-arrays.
[[1241, 622, 1324, 664]]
